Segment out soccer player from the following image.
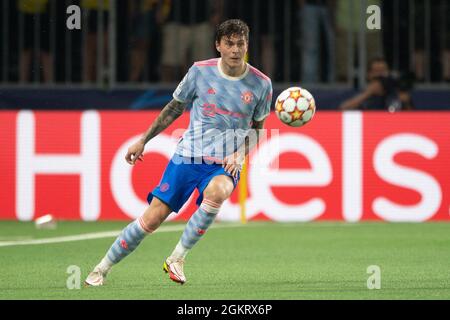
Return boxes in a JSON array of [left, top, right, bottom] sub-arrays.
[[85, 19, 272, 286]]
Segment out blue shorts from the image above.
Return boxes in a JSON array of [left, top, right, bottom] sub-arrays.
[[147, 154, 240, 212]]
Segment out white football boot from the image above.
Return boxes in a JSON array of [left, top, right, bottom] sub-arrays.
[[84, 266, 110, 287], [163, 257, 186, 284]]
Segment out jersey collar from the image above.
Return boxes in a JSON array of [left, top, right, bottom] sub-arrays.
[[217, 58, 249, 81]]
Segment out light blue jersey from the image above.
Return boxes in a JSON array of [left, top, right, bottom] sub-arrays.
[[173, 58, 273, 161]]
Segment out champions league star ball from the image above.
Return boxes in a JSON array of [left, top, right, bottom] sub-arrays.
[[274, 87, 316, 127]]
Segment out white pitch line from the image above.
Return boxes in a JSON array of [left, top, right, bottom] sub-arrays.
[[0, 223, 243, 248], [0, 230, 124, 247], [0, 236, 33, 241]]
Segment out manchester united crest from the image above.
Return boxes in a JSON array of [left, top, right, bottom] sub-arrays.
[[241, 91, 254, 105]]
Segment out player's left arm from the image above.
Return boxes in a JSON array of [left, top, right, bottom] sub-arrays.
[[244, 79, 272, 156], [223, 80, 272, 177], [222, 118, 266, 177], [245, 118, 266, 155]]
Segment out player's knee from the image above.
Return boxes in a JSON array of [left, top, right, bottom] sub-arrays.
[[203, 175, 234, 205], [144, 214, 164, 231], [140, 215, 160, 232], [204, 187, 231, 204]]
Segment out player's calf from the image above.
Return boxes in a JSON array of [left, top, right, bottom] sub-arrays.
[[85, 217, 152, 286], [85, 199, 172, 286], [164, 198, 222, 284]]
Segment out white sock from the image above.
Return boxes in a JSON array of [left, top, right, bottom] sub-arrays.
[[97, 256, 113, 272], [170, 240, 189, 259]]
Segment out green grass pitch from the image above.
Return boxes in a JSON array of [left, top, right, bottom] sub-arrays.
[[0, 221, 450, 300]]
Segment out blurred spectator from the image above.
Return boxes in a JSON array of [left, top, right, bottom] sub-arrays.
[[128, 0, 170, 82], [223, 0, 273, 76], [297, 0, 335, 83], [222, 0, 282, 79], [81, 0, 110, 83], [443, 0, 450, 82], [18, 0, 53, 83], [381, 0, 410, 81], [415, 0, 450, 82], [383, 0, 449, 83], [335, 0, 382, 83], [340, 57, 414, 111], [428, 0, 450, 82], [160, 0, 223, 82], [257, 1, 275, 79], [444, 1, 450, 82]]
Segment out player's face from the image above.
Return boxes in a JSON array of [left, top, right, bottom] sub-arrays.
[[216, 35, 248, 70]]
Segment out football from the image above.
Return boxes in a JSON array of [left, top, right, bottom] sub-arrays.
[[274, 87, 316, 127]]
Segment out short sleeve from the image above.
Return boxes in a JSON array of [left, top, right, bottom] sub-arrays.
[[173, 66, 197, 103], [253, 80, 273, 122]]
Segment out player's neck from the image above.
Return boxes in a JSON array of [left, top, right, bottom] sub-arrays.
[[219, 58, 247, 78]]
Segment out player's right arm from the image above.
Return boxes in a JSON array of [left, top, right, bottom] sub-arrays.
[[126, 65, 196, 165], [125, 99, 187, 165]]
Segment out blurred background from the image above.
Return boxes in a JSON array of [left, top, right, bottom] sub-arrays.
[[1, 0, 449, 224], [1, 1, 450, 301], [0, 0, 449, 110]]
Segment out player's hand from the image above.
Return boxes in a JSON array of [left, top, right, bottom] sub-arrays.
[[222, 152, 244, 178], [125, 140, 145, 165]]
